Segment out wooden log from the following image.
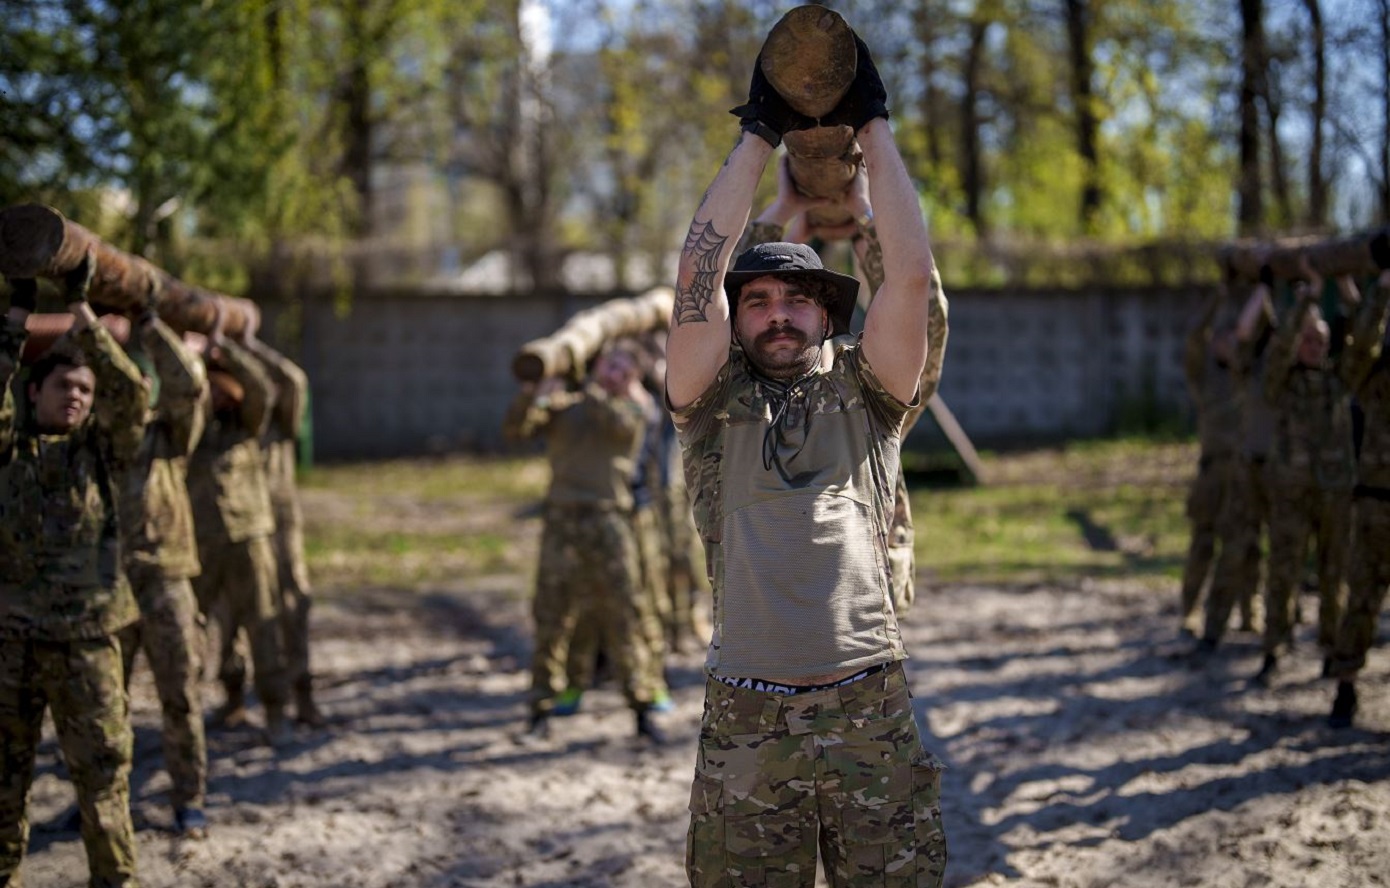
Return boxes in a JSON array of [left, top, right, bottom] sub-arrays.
[[20, 312, 131, 364], [511, 287, 675, 382], [0, 203, 258, 337], [1219, 226, 1390, 281], [761, 6, 862, 229]]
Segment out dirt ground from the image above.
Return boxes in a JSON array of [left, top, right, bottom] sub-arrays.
[[16, 498, 1390, 886]]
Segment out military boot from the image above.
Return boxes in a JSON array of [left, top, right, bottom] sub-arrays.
[[635, 707, 668, 745], [1328, 681, 1358, 729], [209, 682, 248, 730], [264, 705, 293, 748], [294, 675, 327, 728]]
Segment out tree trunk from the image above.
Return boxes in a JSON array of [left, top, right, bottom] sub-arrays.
[[1302, 0, 1327, 228], [1381, 0, 1390, 220], [1263, 83, 1292, 226], [1238, 0, 1265, 235], [961, 13, 991, 238], [1066, 0, 1102, 235]]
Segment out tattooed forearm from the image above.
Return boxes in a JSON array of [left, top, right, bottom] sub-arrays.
[[857, 223, 885, 294], [675, 220, 730, 326]]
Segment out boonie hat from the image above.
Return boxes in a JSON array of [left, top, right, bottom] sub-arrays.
[[724, 242, 861, 336]]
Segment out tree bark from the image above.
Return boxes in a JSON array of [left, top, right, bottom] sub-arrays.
[[0, 203, 260, 336], [961, 13, 991, 237], [1066, 0, 1102, 235], [511, 286, 674, 382], [1238, 0, 1265, 234], [1218, 226, 1390, 281], [759, 5, 861, 229], [1302, 0, 1327, 228]]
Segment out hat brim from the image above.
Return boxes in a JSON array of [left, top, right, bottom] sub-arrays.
[[724, 267, 861, 336]]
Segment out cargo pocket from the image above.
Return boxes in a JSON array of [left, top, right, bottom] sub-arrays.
[[687, 771, 815, 888]]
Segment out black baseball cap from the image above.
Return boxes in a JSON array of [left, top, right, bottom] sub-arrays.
[[724, 242, 861, 336]]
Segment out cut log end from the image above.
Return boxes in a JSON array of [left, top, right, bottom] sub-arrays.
[[762, 5, 857, 119], [0, 204, 67, 278]]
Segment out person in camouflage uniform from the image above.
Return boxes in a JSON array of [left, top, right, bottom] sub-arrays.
[[116, 289, 211, 839], [668, 36, 948, 887], [0, 255, 146, 886], [187, 326, 290, 746], [1176, 288, 1243, 638], [742, 157, 949, 616], [511, 342, 666, 742], [1325, 242, 1390, 727], [1253, 258, 1367, 686], [1198, 274, 1276, 652], [245, 338, 324, 727]]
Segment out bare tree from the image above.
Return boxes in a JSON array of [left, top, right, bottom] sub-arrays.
[[1302, 0, 1328, 227], [1238, 0, 1265, 234], [1065, 0, 1102, 234]]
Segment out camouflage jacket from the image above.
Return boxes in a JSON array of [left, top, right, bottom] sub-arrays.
[[514, 383, 647, 510], [0, 314, 146, 639], [1346, 277, 1390, 490], [120, 318, 208, 581], [1183, 292, 1242, 459], [249, 341, 308, 522], [187, 339, 276, 544], [1264, 287, 1388, 490]]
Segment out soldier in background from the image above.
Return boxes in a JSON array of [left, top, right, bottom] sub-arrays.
[[116, 283, 212, 838], [1176, 287, 1243, 639], [510, 341, 666, 743], [1324, 244, 1390, 727], [0, 256, 147, 886], [187, 322, 291, 746], [246, 337, 324, 727], [1254, 258, 1363, 686], [1197, 272, 1276, 653]]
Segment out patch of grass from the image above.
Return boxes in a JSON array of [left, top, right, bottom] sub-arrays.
[[915, 439, 1195, 586], [301, 438, 1200, 593]]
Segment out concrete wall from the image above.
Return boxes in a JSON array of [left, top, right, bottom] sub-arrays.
[[272, 285, 1210, 461]]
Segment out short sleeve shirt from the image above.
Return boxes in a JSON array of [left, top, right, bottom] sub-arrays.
[[672, 337, 915, 678]]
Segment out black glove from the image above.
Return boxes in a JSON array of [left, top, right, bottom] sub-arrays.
[[819, 32, 889, 132], [1369, 229, 1390, 270], [729, 53, 814, 148], [64, 247, 96, 303], [6, 278, 37, 313]]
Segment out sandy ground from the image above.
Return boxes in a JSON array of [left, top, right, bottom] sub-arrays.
[[16, 555, 1390, 886]]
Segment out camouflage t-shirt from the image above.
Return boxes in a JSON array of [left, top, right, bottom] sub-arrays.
[[672, 337, 913, 679]]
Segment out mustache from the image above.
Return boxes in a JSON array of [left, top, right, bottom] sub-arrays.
[[754, 324, 809, 348]]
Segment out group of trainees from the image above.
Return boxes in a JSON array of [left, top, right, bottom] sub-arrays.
[[0, 251, 320, 887], [1179, 240, 1390, 728]]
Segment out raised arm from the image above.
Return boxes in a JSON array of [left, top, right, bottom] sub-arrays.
[[215, 338, 275, 438], [142, 315, 208, 456], [247, 338, 308, 442], [667, 54, 813, 410], [0, 279, 35, 463], [1341, 269, 1390, 392]]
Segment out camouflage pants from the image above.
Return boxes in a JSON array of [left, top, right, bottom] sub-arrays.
[[1263, 476, 1351, 656], [566, 506, 669, 696], [0, 636, 138, 887], [662, 490, 711, 650], [1200, 455, 1264, 641], [530, 504, 656, 714], [1179, 454, 1239, 631], [687, 663, 947, 887], [271, 506, 314, 696], [192, 535, 288, 710], [1328, 494, 1390, 679], [118, 570, 206, 810]]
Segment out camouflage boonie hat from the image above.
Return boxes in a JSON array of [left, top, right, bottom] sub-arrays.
[[725, 242, 860, 336]]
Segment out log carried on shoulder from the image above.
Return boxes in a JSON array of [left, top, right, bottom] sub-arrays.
[[20, 312, 131, 364], [760, 5, 861, 230], [1219, 226, 1390, 282], [0, 203, 260, 337], [511, 286, 675, 382]]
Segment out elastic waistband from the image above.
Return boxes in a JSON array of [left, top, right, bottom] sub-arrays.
[[712, 662, 889, 697]]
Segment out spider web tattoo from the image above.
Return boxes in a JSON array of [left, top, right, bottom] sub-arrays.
[[675, 220, 728, 325]]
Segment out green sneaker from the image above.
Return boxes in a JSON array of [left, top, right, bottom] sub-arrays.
[[553, 688, 584, 716]]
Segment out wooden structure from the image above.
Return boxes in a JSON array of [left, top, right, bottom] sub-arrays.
[[511, 286, 674, 382], [761, 6, 861, 230], [1219, 227, 1390, 281], [0, 203, 259, 337]]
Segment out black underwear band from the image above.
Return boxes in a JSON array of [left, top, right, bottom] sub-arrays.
[[713, 663, 889, 696]]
